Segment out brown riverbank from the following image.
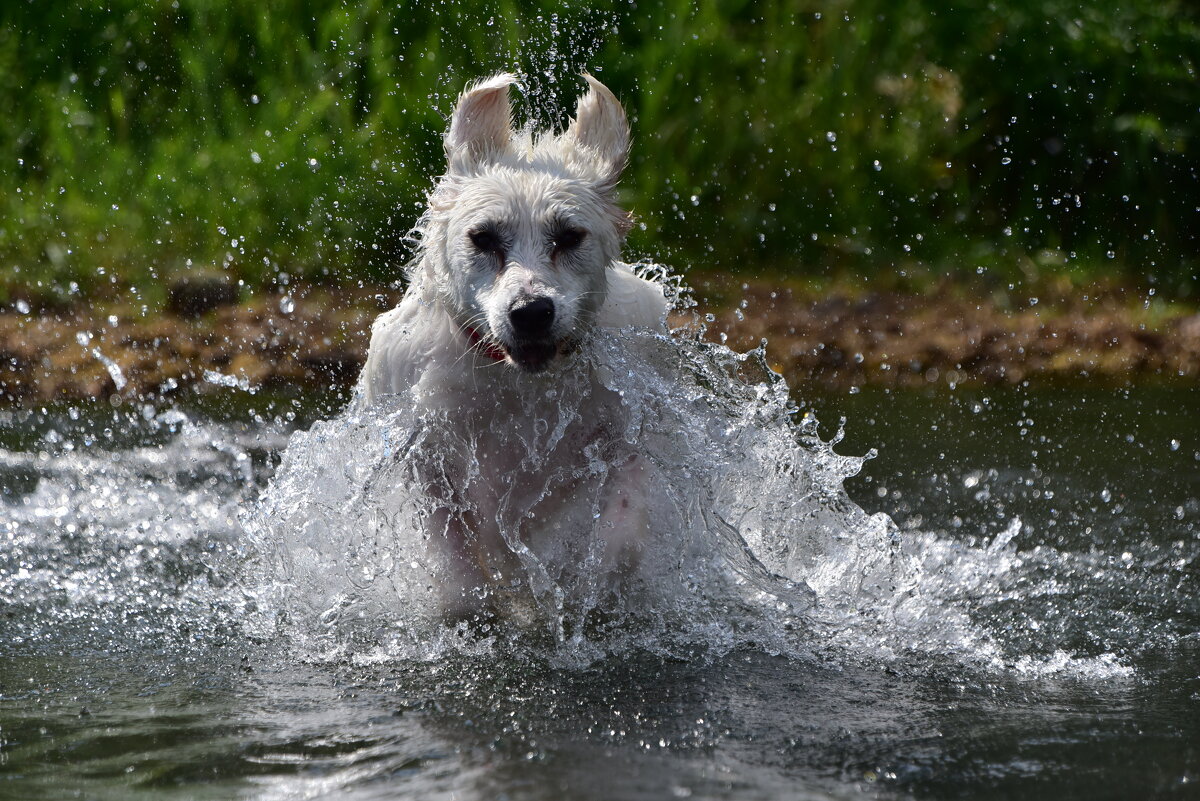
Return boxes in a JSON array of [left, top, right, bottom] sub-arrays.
[[1, 279, 1197, 404], [703, 280, 1200, 389]]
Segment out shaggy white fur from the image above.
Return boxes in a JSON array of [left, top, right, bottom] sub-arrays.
[[363, 73, 666, 399], [359, 74, 670, 617]]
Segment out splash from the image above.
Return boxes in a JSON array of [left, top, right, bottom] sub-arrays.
[[0, 283, 1162, 678], [0, 341, 1172, 679], [0, 406, 279, 651], [245, 269, 1134, 676]]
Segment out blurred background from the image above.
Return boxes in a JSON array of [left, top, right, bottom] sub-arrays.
[[3, 0, 1197, 308]]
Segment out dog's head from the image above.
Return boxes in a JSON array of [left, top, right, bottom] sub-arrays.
[[418, 74, 632, 373]]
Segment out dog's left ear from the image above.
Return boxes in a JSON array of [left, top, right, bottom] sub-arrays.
[[564, 75, 630, 192]]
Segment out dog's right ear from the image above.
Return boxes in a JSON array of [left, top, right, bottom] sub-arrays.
[[445, 73, 517, 173]]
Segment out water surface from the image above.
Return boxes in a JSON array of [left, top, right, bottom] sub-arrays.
[[1, 376, 1196, 800]]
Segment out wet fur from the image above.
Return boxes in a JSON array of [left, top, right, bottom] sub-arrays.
[[360, 75, 668, 617]]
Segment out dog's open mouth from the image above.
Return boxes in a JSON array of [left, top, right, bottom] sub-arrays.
[[505, 339, 561, 373], [505, 337, 580, 373]]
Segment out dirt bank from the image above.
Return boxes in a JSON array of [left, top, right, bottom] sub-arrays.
[[704, 281, 1200, 389], [2, 280, 1197, 404]]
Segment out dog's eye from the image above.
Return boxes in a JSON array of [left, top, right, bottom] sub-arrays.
[[553, 228, 587, 251], [469, 229, 503, 254]]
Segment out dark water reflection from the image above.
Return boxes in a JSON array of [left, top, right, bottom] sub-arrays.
[[1, 385, 1197, 800], [5, 636, 1197, 800]]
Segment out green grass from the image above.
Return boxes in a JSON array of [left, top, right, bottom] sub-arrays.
[[2, 0, 1197, 303]]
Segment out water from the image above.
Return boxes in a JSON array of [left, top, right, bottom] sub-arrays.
[[1, 331, 1197, 799]]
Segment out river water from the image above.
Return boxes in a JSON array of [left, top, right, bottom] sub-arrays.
[[1, 328, 1196, 800]]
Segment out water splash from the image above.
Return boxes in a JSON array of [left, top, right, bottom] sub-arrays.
[[2, 308, 1181, 680], [245, 273, 1144, 678]]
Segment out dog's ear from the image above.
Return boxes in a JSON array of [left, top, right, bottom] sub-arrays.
[[446, 73, 517, 173], [564, 75, 630, 191]]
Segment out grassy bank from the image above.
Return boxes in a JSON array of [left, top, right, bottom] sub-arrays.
[[3, 0, 1197, 303]]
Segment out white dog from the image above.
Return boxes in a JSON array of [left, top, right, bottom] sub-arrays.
[[360, 74, 669, 621]]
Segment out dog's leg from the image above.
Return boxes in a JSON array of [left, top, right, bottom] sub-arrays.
[[425, 505, 489, 619], [594, 453, 654, 572], [428, 490, 523, 621]]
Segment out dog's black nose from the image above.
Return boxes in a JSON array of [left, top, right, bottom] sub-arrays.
[[509, 296, 555, 340]]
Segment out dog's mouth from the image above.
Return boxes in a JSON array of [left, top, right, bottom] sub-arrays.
[[504, 337, 580, 373], [463, 323, 579, 372]]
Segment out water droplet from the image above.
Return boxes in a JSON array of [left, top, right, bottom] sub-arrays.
[[279, 295, 295, 315]]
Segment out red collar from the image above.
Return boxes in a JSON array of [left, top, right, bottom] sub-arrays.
[[463, 325, 508, 363]]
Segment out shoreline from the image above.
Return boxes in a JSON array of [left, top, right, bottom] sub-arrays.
[[2, 280, 1198, 404], [704, 281, 1200, 390]]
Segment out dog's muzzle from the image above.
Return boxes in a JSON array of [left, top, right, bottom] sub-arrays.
[[506, 296, 558, 372]]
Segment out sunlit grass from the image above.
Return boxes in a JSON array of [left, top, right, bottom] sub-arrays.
[[1, 0, 1196, 302]]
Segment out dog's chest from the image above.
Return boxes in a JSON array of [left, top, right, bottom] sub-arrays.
[[422, 372, 631, 539]]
